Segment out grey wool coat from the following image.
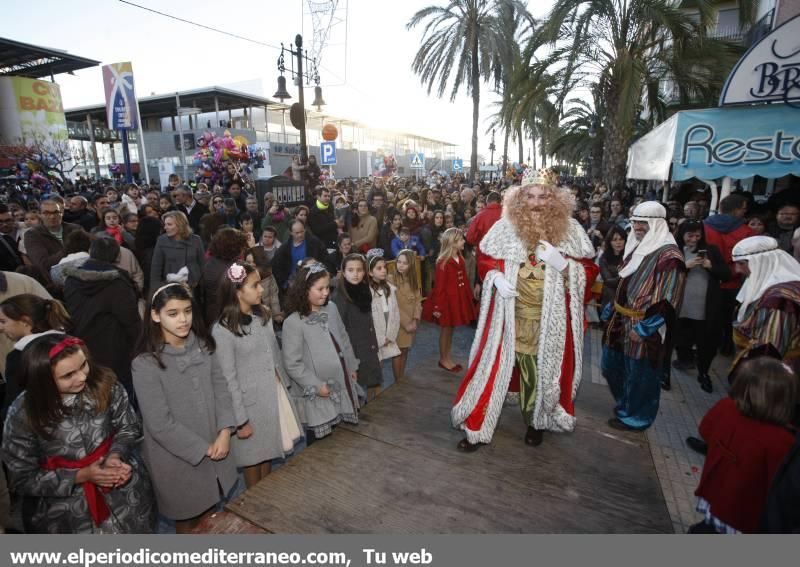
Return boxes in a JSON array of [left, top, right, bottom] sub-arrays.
[[149, 234, 205, 291], [281, 304, 360, 437], [211, 316, 303, 467], [132, 332, 238, 521], [1, 383, 156, 533]]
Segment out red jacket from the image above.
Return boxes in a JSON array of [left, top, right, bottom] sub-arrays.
[[704, 216, 753, 290], [695, 397, 795, 533], [466, 203, 503, 270], [421, 257, 477, 327]]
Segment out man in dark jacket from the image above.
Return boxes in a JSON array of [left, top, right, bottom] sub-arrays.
[[64, 196, 98, 232], [704, 194, 752, 354], [23, 200, 84, 284], [62, 236, 141, 398], [224, 181, 249, 213], [0, 205, 23, 272], [272, 220, 332, 289], [174, 185, 209, 234], [307, 186, 338, 249], [769, 203, 800, 254]]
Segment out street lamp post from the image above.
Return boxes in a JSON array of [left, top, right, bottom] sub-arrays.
[[273, 34, 324, 169], [175, 101, 201, 183], [488, 129, 496, 183]]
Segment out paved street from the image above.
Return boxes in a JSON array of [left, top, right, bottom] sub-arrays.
[[221, 321, 728, 533], [408, 323, 724, 534]]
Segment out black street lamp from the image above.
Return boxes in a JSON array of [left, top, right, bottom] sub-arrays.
[[273, 34, 324, 167]]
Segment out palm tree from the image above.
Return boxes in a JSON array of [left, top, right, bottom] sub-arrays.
[[548, 84, 605, 178], [407, 0, 529, 180], [523, 0, 753, 189], [500, 64, 562, 170], [549, 99, 601, 176], [491, 3, 535, 170]]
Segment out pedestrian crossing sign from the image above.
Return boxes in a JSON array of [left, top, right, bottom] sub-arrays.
[[410, 153, 425, 169]]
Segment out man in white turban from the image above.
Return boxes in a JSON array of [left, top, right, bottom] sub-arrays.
[[730, 235, 800, 373], [602, 201, 687, 430], [686, 235, 800, 456]]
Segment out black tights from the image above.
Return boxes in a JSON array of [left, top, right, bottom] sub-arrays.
[[675, 318, 719, 375]]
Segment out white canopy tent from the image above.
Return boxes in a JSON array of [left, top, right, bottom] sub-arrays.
[[626, 14, 800, 212], [625, 112, 729, 211], [625, 113, 678, 182]]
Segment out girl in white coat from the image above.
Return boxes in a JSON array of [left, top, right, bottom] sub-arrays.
[[366, 250, 401, 379]]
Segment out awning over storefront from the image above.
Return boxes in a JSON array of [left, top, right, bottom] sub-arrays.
[[627, 103, 800, 181], [625, 114, 679, 181]]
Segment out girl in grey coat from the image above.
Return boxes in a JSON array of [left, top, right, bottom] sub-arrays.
[[282, 262, 360, 441], [212, 262, 303, 488], [132, 283, 238, 533]]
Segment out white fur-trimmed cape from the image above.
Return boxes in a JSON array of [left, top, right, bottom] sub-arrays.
[[451, 217, 594, 443]]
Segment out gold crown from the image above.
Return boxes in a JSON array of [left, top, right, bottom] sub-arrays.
[[521, 167, 558, 187]]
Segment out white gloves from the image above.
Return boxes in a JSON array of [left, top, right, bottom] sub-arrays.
[[535, 240, 568, 272], [493, 274, 518, 299], [166, 266, 190, 283]]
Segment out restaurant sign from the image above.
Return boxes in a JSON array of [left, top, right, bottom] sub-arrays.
[[719, 14, 800, 106], [672, 104, 800, 180]]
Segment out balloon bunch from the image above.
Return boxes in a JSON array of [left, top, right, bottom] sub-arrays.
[[13, 159, 54, 190], [192, 130, 252, 185]]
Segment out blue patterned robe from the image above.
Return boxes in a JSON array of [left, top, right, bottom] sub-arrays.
[[602, 245, 686, 429]]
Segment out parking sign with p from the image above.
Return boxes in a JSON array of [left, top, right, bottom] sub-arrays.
[[320, 141, 337, 165]]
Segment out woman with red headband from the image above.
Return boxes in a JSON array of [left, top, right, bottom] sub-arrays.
[[0, 334, 156, 533]]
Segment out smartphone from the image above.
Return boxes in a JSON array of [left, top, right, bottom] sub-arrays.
[[696, 250, 707, 259]]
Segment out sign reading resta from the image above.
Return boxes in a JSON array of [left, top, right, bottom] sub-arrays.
[[671, 105, 800, 180], [681, 124, 800, 166]]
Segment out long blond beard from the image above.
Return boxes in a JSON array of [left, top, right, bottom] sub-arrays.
[[504, 185, 573, 248]]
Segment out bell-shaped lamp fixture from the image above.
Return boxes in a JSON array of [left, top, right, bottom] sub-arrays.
[[273, 76, 292, 101], [312, 85, 326, 110]]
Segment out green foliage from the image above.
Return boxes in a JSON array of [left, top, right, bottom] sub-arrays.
[[510, 0, 754, 185], [407, 0, 531, 178]]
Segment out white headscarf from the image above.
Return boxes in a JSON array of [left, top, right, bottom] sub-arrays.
[[619, 201, 677, 278], [732, 236, 800, 322]]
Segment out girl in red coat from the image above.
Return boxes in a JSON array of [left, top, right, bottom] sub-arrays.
[[422, 228, 477, 372], [691, 356, 798, 534]]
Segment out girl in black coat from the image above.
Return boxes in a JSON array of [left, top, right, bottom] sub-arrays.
[[673, 221, 731, 393], [331, 254, 382, 401]]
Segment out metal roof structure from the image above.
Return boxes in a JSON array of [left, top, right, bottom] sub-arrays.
[[66, 85, 458, 147], [0, 37, 100, 79], [66, 85, 276, 123]]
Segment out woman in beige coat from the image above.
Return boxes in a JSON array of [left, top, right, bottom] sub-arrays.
[[349, 199, 378, 253], [388, 250, 422, 381]]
